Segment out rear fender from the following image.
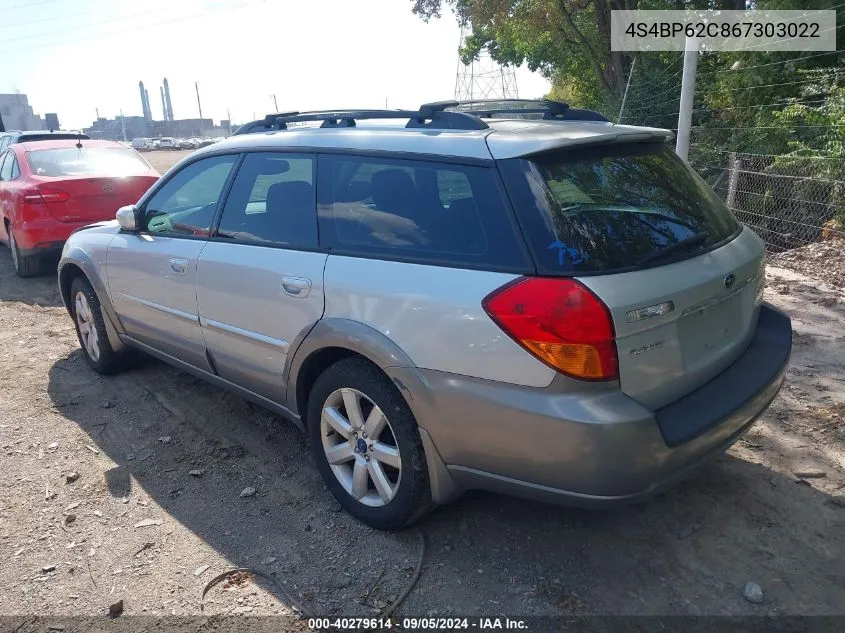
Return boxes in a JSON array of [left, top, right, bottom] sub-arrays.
[[285, 318, 460, 504]]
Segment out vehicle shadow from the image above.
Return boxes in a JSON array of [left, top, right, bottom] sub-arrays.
[[46, 351, 845, 617], [0, 247, 63, 307]]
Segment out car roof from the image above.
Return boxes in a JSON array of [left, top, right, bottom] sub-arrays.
[[196, 117, 673, 162], [18, 138, 130, 151]]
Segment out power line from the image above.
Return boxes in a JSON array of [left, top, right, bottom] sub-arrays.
[[692, 124, 845, 131], [2, 4, 170, 44], [0, 0, 63, 12], [699, 51, 843, 79], [704, 148, 844, 159], [695, 73, 842, 95], [0, 0, 268, 53]]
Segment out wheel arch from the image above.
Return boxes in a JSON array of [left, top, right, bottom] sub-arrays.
[[59, 250, 126, 352], [286, 318, 459, 505]]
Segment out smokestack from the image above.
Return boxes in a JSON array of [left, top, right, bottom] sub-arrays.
[[139, 81, 151, 121], [163, 78, 174, 122], [144, 89, 152, 121], [160, 86, 167, 121]]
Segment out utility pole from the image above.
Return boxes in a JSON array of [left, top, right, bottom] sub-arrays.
[[195, 82, 204, 121], [119, 109, 127, 141], [227, 108, 232, 136], [272, 94, 278, 111], [675, 36, 699, 163]]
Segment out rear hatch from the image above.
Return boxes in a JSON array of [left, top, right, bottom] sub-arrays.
[[500, 141, 766, 410], [25, 145, 158, 223]]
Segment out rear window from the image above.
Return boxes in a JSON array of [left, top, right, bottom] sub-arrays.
[[26, 146, 151, 178], [317, 154, 529, 271], [500, 143, 740, 274]]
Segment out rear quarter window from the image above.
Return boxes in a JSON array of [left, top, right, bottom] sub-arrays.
[[499, 142, 741, 275], [317, 154, 530, 272]]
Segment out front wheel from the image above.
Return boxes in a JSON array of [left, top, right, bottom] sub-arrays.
[[70, 276, 131, 375], [307, 357, 433, 530]]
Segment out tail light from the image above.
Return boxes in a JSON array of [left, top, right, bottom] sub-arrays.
[[22, 188, 70, 204], [482, 277, 618, 381]]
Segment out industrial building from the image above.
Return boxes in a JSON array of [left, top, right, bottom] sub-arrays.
[[0, 93, 51, 131], [81, 78, 230, 140]]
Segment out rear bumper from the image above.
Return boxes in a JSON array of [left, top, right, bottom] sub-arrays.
[[410, 303, 791, 506], [13, 218, 91, 255]]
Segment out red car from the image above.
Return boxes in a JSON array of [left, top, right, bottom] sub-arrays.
[[0, 139, 159, 277]]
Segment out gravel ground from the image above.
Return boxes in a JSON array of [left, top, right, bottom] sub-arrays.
[[0, 155, 844, 622]]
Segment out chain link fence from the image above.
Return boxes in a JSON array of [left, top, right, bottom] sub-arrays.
[[691, 150, 845, 253]]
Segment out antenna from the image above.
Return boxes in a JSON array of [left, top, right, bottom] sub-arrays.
[[272, 94, 279, 111], [454, 25, 519, 101], [195, 81, 204, 121]]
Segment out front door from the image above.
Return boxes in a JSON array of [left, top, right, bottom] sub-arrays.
[[107, 154, 239, 370], [196, 152, 325, 403]]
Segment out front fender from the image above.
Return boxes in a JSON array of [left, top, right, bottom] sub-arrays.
[[59, 241, 126, 353]]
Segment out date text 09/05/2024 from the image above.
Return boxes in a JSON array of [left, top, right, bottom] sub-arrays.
[[307, 617, 529, 630]]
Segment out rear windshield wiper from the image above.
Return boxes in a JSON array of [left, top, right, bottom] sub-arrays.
[[636, 232, 710, 266]]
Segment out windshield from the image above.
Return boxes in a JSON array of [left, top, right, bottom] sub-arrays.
[[26, 146, 151, 178], [502, 142, 740, 274]]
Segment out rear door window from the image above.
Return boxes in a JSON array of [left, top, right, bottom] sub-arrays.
[[317, 154, 529, 271], [499, 142, 741, 274]]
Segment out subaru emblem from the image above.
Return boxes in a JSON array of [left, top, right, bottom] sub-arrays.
[[724, 273, 736, 289]]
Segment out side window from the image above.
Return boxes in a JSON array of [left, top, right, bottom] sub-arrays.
[[10, 155, 19, 179], [317, 154, 529, 270], [0, 152, 12, 181], [216, 152, 317, 248], [143, 154, 238, 236]]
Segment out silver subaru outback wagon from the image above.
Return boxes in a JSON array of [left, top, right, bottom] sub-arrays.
[[58, 100, 792, 530]]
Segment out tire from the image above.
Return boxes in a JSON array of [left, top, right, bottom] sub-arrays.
[[307, 357, 433, 530], [70, 276, 131, 375], [8, 227, 40, 277]]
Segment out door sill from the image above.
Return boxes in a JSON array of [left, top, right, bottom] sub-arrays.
[[119, 334, 304, 432]]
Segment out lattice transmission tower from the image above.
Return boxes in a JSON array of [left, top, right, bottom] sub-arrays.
[[454, 26, 519, 101]]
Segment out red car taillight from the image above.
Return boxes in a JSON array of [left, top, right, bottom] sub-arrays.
[[22, 187, 70, 204], [482, 277, 619, 381]]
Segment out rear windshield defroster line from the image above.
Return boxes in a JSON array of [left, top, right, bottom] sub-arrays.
[[498, 142, 741, 276]]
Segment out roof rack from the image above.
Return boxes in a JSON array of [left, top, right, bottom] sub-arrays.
[[233, 101, 489, 135], [449, 99, 608, 122], [231, 99, 608, 136]]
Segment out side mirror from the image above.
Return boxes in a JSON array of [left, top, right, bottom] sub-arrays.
[[116, 205, 138, 231]]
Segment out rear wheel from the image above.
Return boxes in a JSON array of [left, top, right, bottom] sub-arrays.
[[71, 276, 131, 375], [308, 357, 432, 530], [8, 227, 40, 277]]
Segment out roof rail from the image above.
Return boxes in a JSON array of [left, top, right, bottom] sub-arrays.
[[233, 103, 488, 135], [449, 99, 608, 122]]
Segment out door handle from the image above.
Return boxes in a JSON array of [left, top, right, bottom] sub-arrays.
[[281, 276, 311, 298], [169, 258, 189, 274]]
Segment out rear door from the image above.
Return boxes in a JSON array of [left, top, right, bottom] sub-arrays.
[[196, 152, 325, 403], [107, 154, 239, 369], [500, 142, 766, 409]]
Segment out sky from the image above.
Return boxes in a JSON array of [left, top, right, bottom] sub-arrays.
[[0, 0, 552, 130]]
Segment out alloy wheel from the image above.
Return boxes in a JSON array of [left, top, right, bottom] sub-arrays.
[[320, 388, 402, 507], [74, 291, 100, 362]]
